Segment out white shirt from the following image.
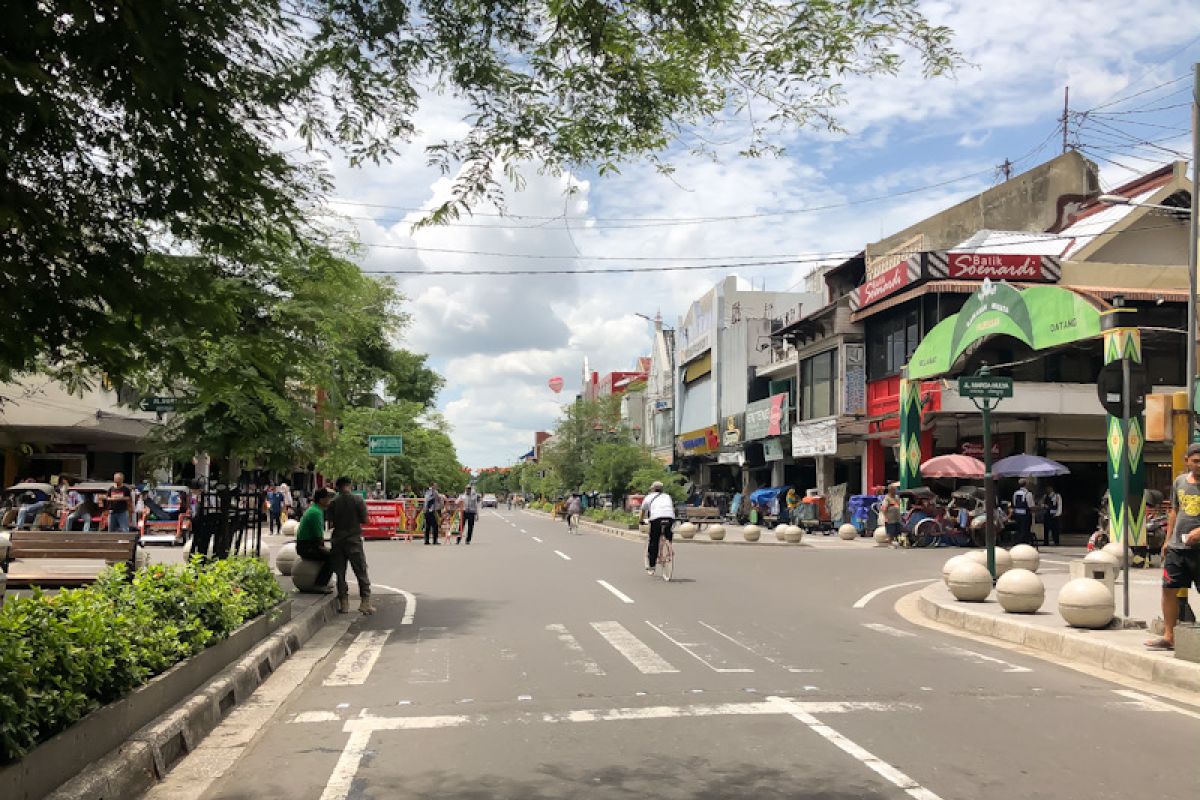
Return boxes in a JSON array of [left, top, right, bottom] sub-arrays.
[[641, 492, 675, 521], [459, 492, 480, 513]]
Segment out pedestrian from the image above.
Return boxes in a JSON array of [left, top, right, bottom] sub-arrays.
[[278, 481, 294, 519], [328, 476, 374, 615], [881, 482, 903, 546], [1012, 479, 1035, 546], [1146, 443, 1200, 651], [1042, 484, 1063, 546], [423, 482, 443, 544], [458, 485, 480, 544], [264, 483, 284, 535], [294, 487, 334, 593], [506, 494, 513, 510], [104, 472, 135, 532]]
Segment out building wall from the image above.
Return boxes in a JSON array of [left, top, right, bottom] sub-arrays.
[[1086, 213, 1190, 266]]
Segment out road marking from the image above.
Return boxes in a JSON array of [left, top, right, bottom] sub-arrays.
[[520, 528, 527, 533], [645, 620, 754, 673], [591, 621, 678, 674], [373, 584, 415, 624], [862, 623, 917, 638], [324, 629, 392, 686], [547, 623, 606, 676], [596, 579, 635, 604], [291, 710, 341, 723], [697, 620, 817, 674], [554, 549, 572, 561], [531, 536, 543, 543], [853, 579, 938, 609], [345, 713, 473, 733], [767, 696, 945, 800], [1113, 689, 1200, 720], [409, 627, 450, 683], [318, 730, 372, 800], [935, 645, 1032, 673]]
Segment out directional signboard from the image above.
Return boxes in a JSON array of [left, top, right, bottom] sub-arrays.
[[958, 376, 1013, 401], [139, 396, 177, 413], [368, 435, 404, 456]]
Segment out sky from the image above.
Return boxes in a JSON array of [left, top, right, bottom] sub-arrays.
[[317, 1, 1200, 469]]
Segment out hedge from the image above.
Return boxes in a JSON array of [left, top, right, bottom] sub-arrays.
[[0, 557, 285, 763]]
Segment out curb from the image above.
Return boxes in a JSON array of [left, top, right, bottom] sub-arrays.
[[915, 586, 1200, 694], [42, 592, 338, 800]]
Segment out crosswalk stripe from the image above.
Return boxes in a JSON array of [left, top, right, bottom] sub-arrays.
[[324, 629, 392, 686], [591, 621, 679, 674], [547, 623, 607, 676], [644, 620, 754, 673]]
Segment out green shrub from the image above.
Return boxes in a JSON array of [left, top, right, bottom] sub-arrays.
[[0, 556, 284, 763]]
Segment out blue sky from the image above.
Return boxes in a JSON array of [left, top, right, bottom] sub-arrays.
[[320, 1, 1200, 469]]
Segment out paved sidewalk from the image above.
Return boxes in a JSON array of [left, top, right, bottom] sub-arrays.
[[917, 562, 1200, 693]]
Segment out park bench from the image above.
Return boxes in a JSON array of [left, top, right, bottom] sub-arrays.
[[1, 530, 139, 592], [680, 506, 723, 526]]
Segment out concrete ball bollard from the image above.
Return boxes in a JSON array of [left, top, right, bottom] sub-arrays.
[[291, 557, 328, 593], [275, 541, 299, 576], [1101, 541, 1129, 567], [996, 568, 1045, 613], [784, 525, 804, 543], [838, 524, 858, 541], [1008, 543, 1040, 573], [947, 561, 994, 602], [874, 526, 890, 545], [1084, 549, 1121, 570], [1058, 577, 1115, 629], [965, 548, 1012, 575], [774, 524, 788, 542], [942, 554, 969, 586], [677, 522, 697, 540], [742, 524, 762, 542], [706, 524, 726, 541]]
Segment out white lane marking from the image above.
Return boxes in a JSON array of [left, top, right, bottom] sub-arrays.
[[935, 645, 1032, 673], [547, 623, 606, 676], [853, 579, 938, 609], [597, 579, 635, 604], [554, 549, 572, 561], [767, 696, 945, 800], [324, 629, 392, 686], [345, 714, 473, 733], [409, 627, 450, 683], [591, 621, 678, 674], [318, 730, 372, 800], [520, 528, 527, 533], [291, 710, 341, 723], [531, 536, 543, 543], [645, 620, 754, 673], [518, 694, 532, 701], [862, 623, 917, 638], [1112, 689, 1200, 720], [373, 584, 416, 624], [697, 620, 817, 674]]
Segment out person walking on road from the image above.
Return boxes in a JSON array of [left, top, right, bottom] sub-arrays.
[[640, 481, 675, 576], [881, 482, 903, 546], [458, 485, 480, 544], [328, 476, 374, 615], [565, 492, 582, 533], [1042, 485, 1062, 547], [423, 482, 443, 545], [1012, 479, 1035, 546], [1146, 443, 1200, 651], [294, 488, 334, 593]]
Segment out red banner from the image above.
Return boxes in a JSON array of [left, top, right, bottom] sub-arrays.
[[946, 253, 1051, 281], [768, 393, 785, 436], [363, 499, 425, 539], [856, 262, 914, 308]]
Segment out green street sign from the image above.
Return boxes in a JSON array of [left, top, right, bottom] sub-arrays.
[[959, 376, 1013, 400], [139, 396, 177, 412], [368, 435, 404, 456]]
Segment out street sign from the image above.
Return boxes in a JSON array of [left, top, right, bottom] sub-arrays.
[[368, 435, 404, 456], [139, 396, 177, 413], [958, 376, 1013, 400], [1096, 362, 1147, 417]]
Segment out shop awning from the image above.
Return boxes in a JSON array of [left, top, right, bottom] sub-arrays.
[[684, 352, 712, 383]]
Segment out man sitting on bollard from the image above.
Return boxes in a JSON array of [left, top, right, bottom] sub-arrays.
[[294, 488, 335, 594]]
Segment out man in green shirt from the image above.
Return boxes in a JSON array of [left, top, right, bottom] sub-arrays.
[[329, 476, 373, 615], [295, 488, 334, 593]]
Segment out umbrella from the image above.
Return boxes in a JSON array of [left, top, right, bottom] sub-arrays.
[[919, 454, 985, 479], [991, 454, 1070, 478]]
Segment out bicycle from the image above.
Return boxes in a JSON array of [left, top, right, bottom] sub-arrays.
[[657, 533, 674, 582], [567, 513, 580, 535]]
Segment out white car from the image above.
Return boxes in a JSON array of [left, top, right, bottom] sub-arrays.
[[481, 493, 498, 508]]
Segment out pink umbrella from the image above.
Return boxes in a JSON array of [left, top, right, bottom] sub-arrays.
[[919, 454, 986, 479]]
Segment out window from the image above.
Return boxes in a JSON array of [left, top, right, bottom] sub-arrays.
[[800, 350, 838, 420], [866, 307, 920, 380]]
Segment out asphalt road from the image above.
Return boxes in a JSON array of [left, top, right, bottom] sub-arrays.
[[146, 510, 1200, 800]]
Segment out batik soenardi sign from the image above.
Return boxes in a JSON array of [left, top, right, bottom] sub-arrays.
[[851, 258, 921, 310], [944, 252, 1060, 281]]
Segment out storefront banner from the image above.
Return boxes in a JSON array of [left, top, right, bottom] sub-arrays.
[[677, 425, 721, 455], [943, 252, 1061, 282], [718, 451, 742, 465], [722, 413, 744, 446], [764, 438, 785, 462], [850, 257, 922, 311], [791, 418, 837, 457], [746, 394, 791, 440], [843, 344, 866, 416]]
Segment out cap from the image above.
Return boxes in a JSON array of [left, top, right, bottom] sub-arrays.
[[650, 481, 664, 491]]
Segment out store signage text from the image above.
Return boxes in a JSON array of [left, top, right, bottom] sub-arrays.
[[946, 252, 1057, 281], [677, 426, 720, 455]]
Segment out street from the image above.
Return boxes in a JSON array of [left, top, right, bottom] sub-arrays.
[[148, 511, 1200, 800]]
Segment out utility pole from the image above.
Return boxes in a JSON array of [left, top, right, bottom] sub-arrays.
[[998, 158, 1013, 181], [1061, 86, 1070, 153], [1188, 63, 1198, 441]]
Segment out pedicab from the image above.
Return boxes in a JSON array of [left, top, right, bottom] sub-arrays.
[[138, 485, 192, 546]]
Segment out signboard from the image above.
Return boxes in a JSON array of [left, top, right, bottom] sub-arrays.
[[850, 257, 921, 311], [722, 413, 744, 446], [959, 376, 1014, 400], [791, 418, 838, 457], [941, 252, 1061, 282], [677, 426, 720, 455], [139, 396, 176, 413], [368, 435, 405, 456], [653, 399, 671, 411], [746, 394, 791, 440], [717, 451, 742, 465], [1096, 361, 1148, 417], [763, 438, 785, 462], [959, 435, 1015, 459], [843, 344, 866, 416]]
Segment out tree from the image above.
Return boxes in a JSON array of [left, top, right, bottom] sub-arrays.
[[586, 443, 652, 506], [3, 1, 957, 381]]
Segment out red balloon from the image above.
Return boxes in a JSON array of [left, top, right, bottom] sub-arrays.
[[548, 376, 564, 393]]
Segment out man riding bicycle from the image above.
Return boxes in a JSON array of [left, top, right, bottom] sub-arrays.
[[639, 481, 675, 576], [565, 492, 582, 532]]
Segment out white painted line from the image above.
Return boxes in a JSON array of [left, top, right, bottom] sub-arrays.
[[547, 623, 606, 676], [698, 620, 817, 674], [853, 579, 938, 609], [518, 694, 532, 701], [531, 536, 543, 543], [318, 730, 372, 800], [935, 645, 1032, 673], [597, 579, 635, 604], [324, 629, 392, 686], [290, 710, 341, 723], [591, 621, 679, 674], [540, 700, 896, 724], [409, 627, 450, 683], [645, 620, 754, 673], [373, 584, 416, 624], [767, 696, 945, 800], [862, 623, 917, 638], [1113, 689, 1200, 720], [345, 714, 473, 733], [520, 528, 527, 533], [554, 549, 572, 561]]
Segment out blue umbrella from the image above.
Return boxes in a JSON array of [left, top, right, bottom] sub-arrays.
[[991, 454, 1070, 478]]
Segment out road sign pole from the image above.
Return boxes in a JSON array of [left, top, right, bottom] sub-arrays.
[[983, 398, 996, 579], [383, 455, 388, 497], [1122, 355, 1131, 619]]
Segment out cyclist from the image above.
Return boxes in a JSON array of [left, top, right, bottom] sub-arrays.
[[565, 492, 582, 533], [639, 481, 675, 576]]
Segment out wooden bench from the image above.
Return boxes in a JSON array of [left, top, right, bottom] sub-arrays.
[[681, 506, 722, 523], [2, 531, 139, 590]]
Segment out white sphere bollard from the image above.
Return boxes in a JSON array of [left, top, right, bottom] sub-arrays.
[[134, 545, 150, 571], [291, 557, 328, 593], [948, 561, 994, 602], [1058, 577, 1115, 629], [965, 548, 1012, 575], [942, 554, 969, 586], [774, 524, 788, 542], [1084, 549, 1121, 569], [996, 568, 1045, 613], [0, 531, 10, 562], [838, 524, 858, 541], [281, 518, 299, 538], [784, 525, 804, 543], [1101, 541, 1129, 567], [965, 549, 988, 567], [1009, 543, 1040, 573], [874, 526, 890, 545], [707, 524, 726, 541], [742, 524, 762, 542], [677, 522, 698, 540], [275, 541, 299, 576]]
